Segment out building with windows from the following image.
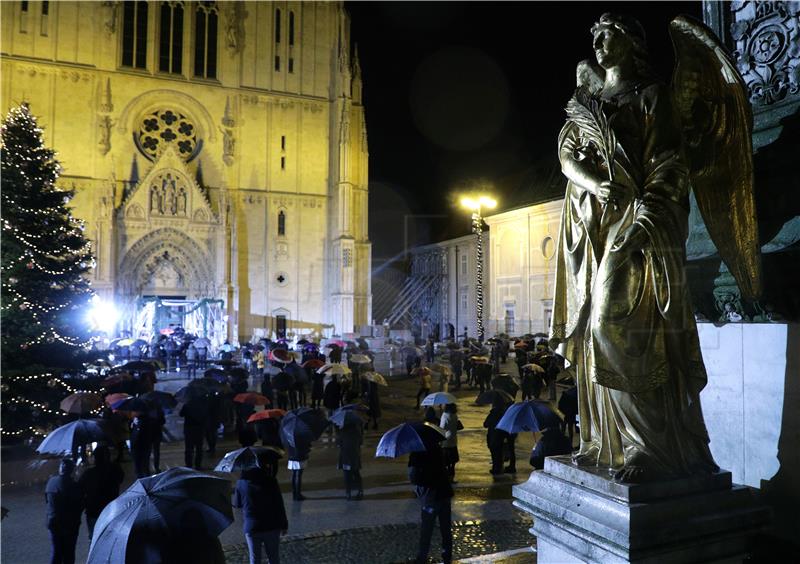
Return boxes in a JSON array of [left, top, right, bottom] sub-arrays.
[[0, 1, 371, 345], [483, 199, 563, 336]]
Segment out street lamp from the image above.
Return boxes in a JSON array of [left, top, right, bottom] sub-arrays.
[[460, 195, 496, 342]]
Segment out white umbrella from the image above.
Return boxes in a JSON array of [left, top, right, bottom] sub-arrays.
[[317, 363, 352, 376], [420, 392, 457, 406]]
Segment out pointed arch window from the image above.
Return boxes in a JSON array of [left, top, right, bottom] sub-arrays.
[[194, 1, 218, 79], [159, 1, 184, 74], [278, 210, 286, 236], [122, 1, 149, 69]]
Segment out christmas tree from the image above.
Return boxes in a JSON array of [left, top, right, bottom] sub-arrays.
[[1, 103, 96, 439]]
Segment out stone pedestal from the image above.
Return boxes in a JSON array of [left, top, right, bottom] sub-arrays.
[[513, 456, 770, 563]]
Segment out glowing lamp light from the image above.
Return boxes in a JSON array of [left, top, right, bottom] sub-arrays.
[[460, 195, 497, 211], [87, 296, 119, 335]]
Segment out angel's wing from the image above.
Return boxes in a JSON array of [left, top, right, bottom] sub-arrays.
[[669, 15, 762, 300]]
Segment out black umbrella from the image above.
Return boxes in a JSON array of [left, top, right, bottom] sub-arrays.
[[203, 368, 227, 380], [213, 446, 283, 473], [115, 361, 158, 372], [476, 389, 515, 406], [36, 419, 115, 456], [280, 408, 328, 448], [175, 386, 209, 404], [110, 396, 151, 412], [140, 391, 177, 409], [190, 377, 225, 390], [87, 467, 233, 564], [491, 375, 520, 398], [212, 359, 239, 368]]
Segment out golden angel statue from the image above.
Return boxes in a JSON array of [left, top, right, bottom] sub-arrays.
[[550, 13, 761, 482]]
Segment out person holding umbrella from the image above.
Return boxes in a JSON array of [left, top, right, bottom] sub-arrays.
[[232, 450, 288, 564], [483, 397, 510, 475], [45, 458, 84, 564], [179, 393, 207, 469], [439, 404, 461, 483], [333, 410, 364, 500], [130, 413, 154, 478], [79, 446, 124, 540], [413, 367, 432, 410], [363, 378, 381, 431], [407, 427, 453, 564]]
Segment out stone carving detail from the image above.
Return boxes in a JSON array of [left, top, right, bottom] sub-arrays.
[[193, 209, 209, 223], [731, 1, 800, 106], [97, 115, 114, 155], [220, 97, 235, 166], [225, 2, 245, 54], [135, 109, 199, 162], [126, 203, 145, 219], [99, 78, 114, 113], [149, 173, 188, 217], [102, 1, 118, 35]]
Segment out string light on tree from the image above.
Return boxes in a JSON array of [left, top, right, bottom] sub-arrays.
[[460, 194, 496, 342]]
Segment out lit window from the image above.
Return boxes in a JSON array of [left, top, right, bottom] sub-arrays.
[[288, 11, 294, 45], [275, 8, 281, 43], [122, 1, 149, 69], [159, 1, 184, 74], [194, 1, 218, 79], [278, 211, 286, 236]]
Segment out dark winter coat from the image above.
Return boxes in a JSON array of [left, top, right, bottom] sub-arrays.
[[45, 474, 83, 529], [530, 429, 573, 469], [336, 424, 363, 470], [232, 469, 288, 533], [323, 380, 342, 411], [79, 462, 124, 518]]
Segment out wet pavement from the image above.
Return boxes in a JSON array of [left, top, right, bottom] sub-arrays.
[[1, 358, 560, 563]]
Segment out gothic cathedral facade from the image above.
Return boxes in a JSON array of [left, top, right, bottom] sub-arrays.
[[1, 1, 371, 344]]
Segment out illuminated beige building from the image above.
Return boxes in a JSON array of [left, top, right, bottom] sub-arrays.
[[1, 1, 371, 344]]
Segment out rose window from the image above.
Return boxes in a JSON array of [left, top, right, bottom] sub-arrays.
[[135, 109, 200, 161]]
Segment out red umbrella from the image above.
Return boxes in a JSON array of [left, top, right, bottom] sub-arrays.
[[233, 393, 270, 406], [302, 359, 325, 370], [104, 393, 131, 406], [247, 409, 287, 423]]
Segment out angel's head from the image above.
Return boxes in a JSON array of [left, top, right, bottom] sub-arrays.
[[591, 13, 651, 75]]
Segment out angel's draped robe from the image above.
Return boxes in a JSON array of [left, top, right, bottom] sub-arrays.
[[550, 81, 718, 477]]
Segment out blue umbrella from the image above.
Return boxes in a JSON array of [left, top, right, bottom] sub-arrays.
[[87, 467, 232, 564], [420, 392, 457, 407], [496, 400, 561, 434], [214, 446, 283, 473], [110, 396, 150, 412], [328, 409, 364, 429], [375, 422, 446, 458]]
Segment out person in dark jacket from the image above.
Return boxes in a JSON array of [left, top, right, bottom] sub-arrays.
[[483, 399, 509, 475], [205, 392, 222, 455], [408, 438, 453, 564], [364, 379, 381, 430], [448, 348, 464, 390], [530, 427, 574, 470], [256, 417, 283, 449], [558, 385, 579, 443], [79, 446, 124, 540], [336, 420, 364, 500], [180, 398, 207, 469], [310, 370, 325, 409], [45, 458, 84, 564], [322, 376, 342, 413], [232, 453, 288, 564], [130, 414, 153, 478], [148, 404, 166, 473]]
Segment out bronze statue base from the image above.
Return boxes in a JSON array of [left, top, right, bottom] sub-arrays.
[[513, 456, 770, 563]]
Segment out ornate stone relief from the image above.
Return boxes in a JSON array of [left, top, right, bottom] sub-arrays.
[[225, 2, 246, 54], [149, 173, 188, 217], [731, 1, 800, 106], [219, 97, 235, 166], [97, 115, 114, 156], [102, 1, 118, 35]]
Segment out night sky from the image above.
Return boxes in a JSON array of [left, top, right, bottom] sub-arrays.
[[347, 1, 703, 263]]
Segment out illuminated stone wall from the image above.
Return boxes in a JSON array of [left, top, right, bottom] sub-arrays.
[[0, 1, 371, 341]]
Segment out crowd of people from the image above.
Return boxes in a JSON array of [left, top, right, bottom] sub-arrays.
[[40, 332, 578, 564]]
